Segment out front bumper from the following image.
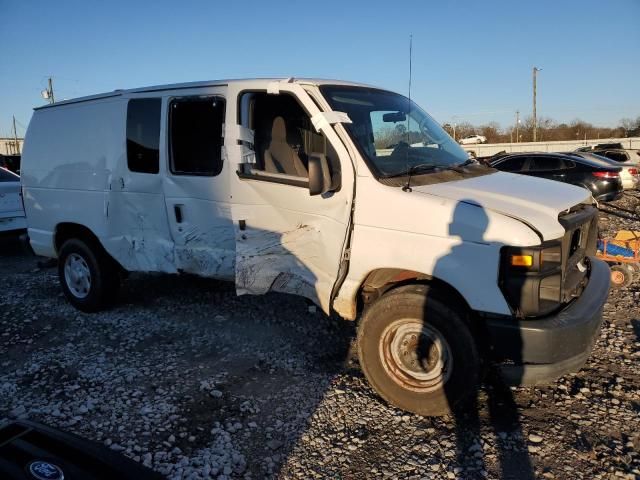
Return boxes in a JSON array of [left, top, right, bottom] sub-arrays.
[[484, 257, 610, 385], [595, 190, 623, 202]]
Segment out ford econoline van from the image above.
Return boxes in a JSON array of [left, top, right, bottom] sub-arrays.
[[21, 78, 610, 415]]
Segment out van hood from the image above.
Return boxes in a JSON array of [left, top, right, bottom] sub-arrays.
[[412, 171, 591, 240]]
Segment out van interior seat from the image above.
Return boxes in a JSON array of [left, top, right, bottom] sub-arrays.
[[264, 116, 308, 177]]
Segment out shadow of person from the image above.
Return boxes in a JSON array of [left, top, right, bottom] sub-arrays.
[[632, 319, 640, 342], [422, 200, 536, 479]]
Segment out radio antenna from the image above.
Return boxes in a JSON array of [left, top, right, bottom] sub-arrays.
[[407, 34, 413, 147], [403, 34, 414, 192]]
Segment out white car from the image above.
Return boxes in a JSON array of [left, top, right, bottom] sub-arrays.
[[459, 134, 487, 145], [611, 163, 639, 190], [21, 77, 610, 417], [0, 167, 26, 233]]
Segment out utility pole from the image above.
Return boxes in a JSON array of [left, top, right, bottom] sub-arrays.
[[515, 110, 520, 144], [41, 77, 55, 104], [12, 116, 20, 155], [532, 67, 541, 142], [48, 77, 55, 103]]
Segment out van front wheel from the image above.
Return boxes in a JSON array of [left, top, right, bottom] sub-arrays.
[[357, 284, 479, 416], [58, 238, 120, 312]]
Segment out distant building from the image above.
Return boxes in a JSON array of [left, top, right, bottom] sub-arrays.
[[0, 137, 24, 155]]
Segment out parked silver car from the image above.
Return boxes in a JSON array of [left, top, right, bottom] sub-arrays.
[[0, 167, 26, 233], [459, 134, 487, 145]]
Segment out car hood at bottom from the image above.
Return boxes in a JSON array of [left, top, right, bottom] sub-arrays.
[[411, 171, 591, 240]]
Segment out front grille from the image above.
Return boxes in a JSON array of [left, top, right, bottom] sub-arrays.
[[558, 204, 598, 302], [0, 420, 162, 480], [498, 204, 598, 318]]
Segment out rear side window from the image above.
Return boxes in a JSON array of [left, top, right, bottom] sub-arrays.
[[601, 150, 629, 162], [127, 98, 161, 174], [528, 156, 565, 171], [497, 157, 526, 172], [170, 97, 225, 176]]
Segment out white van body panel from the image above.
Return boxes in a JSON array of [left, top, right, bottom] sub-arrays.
[[226, 82, 355, 313], [21, 98, 121, 257], [163, 172, 235, 280], [21, 79, 357, 314], [413, 171, 591, 241], [22, 95, 177, 272], [331, 175, 543, 318], [160, 87, 235, 280], [21, 77, 591, 322]]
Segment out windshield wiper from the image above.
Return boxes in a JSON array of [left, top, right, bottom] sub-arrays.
[[383, 163, 441, 192], [386, 159, 478, 192], [442, 158, 478, 173], [458, 158, 477, 168]]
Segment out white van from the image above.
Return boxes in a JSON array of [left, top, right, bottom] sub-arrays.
[[21, 78, 610, 415]]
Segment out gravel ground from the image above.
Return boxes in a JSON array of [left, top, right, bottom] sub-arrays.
[[1, 193, 639, 480]]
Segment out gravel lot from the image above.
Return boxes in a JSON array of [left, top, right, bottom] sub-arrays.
[[1, 194, 639, 480]]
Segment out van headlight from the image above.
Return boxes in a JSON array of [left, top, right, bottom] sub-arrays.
[[500, 241, 563, 317]]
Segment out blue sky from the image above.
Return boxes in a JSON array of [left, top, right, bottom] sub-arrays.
[[1, 0, 639, 138]]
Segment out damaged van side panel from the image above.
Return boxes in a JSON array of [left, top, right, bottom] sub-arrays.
[[162, 178, 235, 280], [160, 87, 236, 280], [233, 204, 336, 309], [105, 174, 177, 273], [227, 83, 356, 314], [103, 97, 177, 273]]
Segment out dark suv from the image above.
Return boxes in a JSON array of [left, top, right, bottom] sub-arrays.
[[490, 152, 623, 202], [575, 143, 640, 164]]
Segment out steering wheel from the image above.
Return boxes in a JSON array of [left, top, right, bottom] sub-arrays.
[[391, 141, 410, 157]]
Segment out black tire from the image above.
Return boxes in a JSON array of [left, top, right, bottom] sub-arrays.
[[610, 264, 633, 288], [626, 262, 640, 275], [357, 284, 479, 416], [58, 238, 120, 312]]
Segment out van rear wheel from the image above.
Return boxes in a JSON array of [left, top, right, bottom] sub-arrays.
[[58, 238, 120, 312], [357, 284, 479, 416]]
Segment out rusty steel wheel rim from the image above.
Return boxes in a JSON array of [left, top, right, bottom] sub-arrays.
[[379, 319, 452, 392], [611, 270, 625, 285]]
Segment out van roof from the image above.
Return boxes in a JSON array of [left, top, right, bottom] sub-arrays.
[[33, 77, 376, 110]]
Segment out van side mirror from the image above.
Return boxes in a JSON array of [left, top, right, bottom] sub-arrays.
[[308, 153, 332, 196]]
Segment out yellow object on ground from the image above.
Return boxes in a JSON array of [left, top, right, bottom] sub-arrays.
[[612, 230, 640, 250]]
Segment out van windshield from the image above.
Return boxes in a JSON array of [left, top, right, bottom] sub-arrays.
[[320, 86, 469, 178]]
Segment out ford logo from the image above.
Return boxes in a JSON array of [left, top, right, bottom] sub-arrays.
[[27, 460, 64, 480]]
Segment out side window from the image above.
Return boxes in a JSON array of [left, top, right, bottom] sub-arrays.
[[239, 92, 340, 183], [498, 157, 526, 172], [603, 150, 628, 162], [127, 98, 161, 174], [528, 156, 564, 171], [170, 97, 225, 176]]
